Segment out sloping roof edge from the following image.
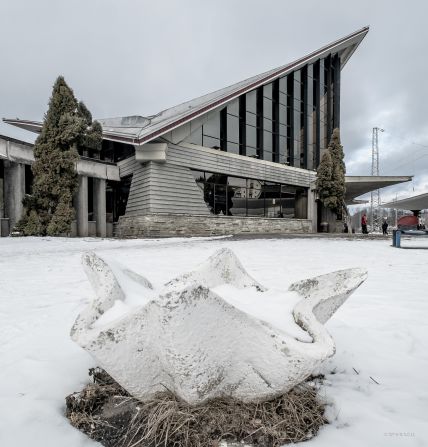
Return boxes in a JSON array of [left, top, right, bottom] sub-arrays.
[[345, 175, 412, 205], [133, 26, 369, 145], [381, 192, 428, 210], [3, 26, 369, 146]]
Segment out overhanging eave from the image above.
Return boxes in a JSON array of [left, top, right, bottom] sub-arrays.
[[345, 175, 412, 205], [381, 192, 428, 211]]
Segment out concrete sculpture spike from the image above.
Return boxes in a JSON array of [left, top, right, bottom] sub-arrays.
[[71, 249, 367, 405]]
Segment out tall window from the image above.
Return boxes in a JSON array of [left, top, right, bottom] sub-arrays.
[[319, 58, 327, 150], [293, 70, 302, 168], [324, 54, 332, 142], [262, 84, 272, 162], [300, 66, 307, 169], [245, 90, 258, 158], [226, 100, 239, 154], [303, 64, 315, 170], [332, 53, 341, 130], [239, 96, 246, 156], [279, 76, 288, 164], [313, 60, 320, 168], [187, 57, 340, 171], [272, 79, 280, 163], [256, 87, 264, 159], [202, 113, 221, 148], [287, 74, 294, 165]]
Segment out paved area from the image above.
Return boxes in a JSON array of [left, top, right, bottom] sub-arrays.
[[229, 232, 391, 241]]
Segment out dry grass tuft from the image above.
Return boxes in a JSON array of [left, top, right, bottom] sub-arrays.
[[66, 368, 327, 447]]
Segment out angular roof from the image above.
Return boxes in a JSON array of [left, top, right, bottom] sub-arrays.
[[381, 192, 428, 211], [4, 26, 369, 146], [345, 175, 412, 205]]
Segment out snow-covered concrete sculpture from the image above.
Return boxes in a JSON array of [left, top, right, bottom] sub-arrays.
[[71, 249, 367, 405]]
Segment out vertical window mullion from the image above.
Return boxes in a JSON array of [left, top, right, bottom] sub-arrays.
[[300, 66, 307, 169], [272, 79, 280, 163], [220, 107, 227, 151], [326, 54, 332, 139], [314, 60, 321, 167], [287, 75, 294, 165], [333, 53, 341, 129]]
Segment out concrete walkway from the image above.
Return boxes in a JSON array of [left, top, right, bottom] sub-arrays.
[[230, 232, 391, 241]]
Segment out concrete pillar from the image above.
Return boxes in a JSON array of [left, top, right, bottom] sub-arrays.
[[93, 178, 106, 238], [4, 161, 25, 230], [76, 175, 88, 237], [295, 189, 308, 220], [307, 185, 318, 233], [0, 161, 4, 219]]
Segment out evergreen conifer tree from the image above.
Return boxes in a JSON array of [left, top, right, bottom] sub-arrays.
[[316, 150, 334, 209], [316, 128, 346, 214], [329, 128, 346, 174], [77, 101, 103, 153], [18, 76, 103, 236]]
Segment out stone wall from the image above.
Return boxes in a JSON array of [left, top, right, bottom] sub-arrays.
[[115, 214, 312, 238]]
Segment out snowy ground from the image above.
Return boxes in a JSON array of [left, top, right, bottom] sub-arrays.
[[0, 235, 427, 447]]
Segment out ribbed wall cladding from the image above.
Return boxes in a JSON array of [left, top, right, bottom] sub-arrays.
[[117, 144, 315, 219], [117, 156, 136, 177], [167, 144, 314, 187], [122, 158, 210, 216]]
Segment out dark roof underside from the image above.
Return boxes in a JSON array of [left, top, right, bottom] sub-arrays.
[[381, 192, 428, 211], [345, 175, 412, 205]]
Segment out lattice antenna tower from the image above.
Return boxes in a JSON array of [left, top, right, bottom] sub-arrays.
[[370, 127, 384, 232]]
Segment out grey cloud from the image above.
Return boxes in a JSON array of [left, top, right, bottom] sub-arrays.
[[1, 0, 427, 199]]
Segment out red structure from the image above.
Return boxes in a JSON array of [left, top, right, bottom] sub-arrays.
[[397, 215, 418, 230]]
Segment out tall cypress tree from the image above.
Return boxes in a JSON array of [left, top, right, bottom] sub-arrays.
[[316, 128, 346, 214], [77, 101, 103, 154], [316, 150, 334, 209], [329, 128, 346, 174], [328, 128, 346, 213], [18, 76, 102, 236]]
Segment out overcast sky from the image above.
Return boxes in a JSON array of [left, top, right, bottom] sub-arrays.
[[1, 0, 427, 204]]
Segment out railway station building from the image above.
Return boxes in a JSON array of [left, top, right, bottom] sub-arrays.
[[1, 26, 411, 237]]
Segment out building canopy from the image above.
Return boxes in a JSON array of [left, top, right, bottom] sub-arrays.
[[345, 175, 412, 205], [381, 192, 428, 211]]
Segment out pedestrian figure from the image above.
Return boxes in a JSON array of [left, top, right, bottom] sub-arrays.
[[361, 213, 368, 234], [382, 218, 388, 235]]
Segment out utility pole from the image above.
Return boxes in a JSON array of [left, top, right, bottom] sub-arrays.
[[370, 127, 384, 232]]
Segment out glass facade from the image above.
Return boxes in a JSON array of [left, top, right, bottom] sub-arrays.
[[101, 140, 136, 163], [191, 170, 304, 218], [313, 60, 320, 167], [186, 53, 341, 171], [0, 161, 4, 218], [106, 175, 133, 222], [202, 112, 221, 149]]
